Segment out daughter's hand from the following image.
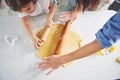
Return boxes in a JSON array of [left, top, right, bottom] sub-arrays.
[[33, 36, 44, 49], [59, 10, 80, 22]]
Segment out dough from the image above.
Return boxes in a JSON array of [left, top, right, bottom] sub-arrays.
[[36, 24, 82, 60]]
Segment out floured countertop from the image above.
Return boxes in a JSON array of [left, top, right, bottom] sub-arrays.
[[0, 10, 120, 80]]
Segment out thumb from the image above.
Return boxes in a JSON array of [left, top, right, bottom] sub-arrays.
[[44, 56, 52, 60], [46, 69, 54, 75]]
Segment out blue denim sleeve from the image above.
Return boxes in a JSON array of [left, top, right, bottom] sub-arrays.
[[116, 0, 120, 3], [95, 12, 120, 48], [65, 0, 77, 11]]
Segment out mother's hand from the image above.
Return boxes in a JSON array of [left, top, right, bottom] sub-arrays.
[[37, 55, 62, 75]]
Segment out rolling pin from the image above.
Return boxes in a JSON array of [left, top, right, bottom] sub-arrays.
[[54, 20, 71, 55], [40, 26, 51, 42]]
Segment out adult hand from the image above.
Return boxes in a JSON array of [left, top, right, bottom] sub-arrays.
[[37, 55, 63, 75]]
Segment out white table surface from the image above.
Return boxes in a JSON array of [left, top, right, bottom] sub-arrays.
[[0, 10, 120, 80]]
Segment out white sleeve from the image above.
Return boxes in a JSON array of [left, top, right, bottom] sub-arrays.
[[16, 12, 28, 17], [42, 0, 50, 9]]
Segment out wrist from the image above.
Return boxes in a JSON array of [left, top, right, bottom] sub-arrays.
[[59, 55, 71, 65], [74, 9, 79, 15], [46, 20, 53, 28], [58, 56, 66, 65], [32, 35, 37, 42]]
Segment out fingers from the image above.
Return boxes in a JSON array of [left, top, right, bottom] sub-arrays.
[[37, 61, 55, 75], [46, 69, 54, 75], [35, 39, 44, 49], [36, 55, 60, 75], [59, 12, 71, 21], [39, 64, 50, 70], [37, 61, 52, 70], [45, 56, 52, 60], [36, 62, 54, 75], [59, 16, 71, 22], [37, 61, 47, 68], [37, 62, 54, 75], [59, 11, 77, 22], [37, 55, 57, 70], [59, 14, 67, 18], [60, 12, 70, 15]]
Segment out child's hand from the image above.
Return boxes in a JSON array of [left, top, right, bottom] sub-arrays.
[[33, 36, 44, 49], [37, 55, 62, 75], [59, 10, 80, 22]]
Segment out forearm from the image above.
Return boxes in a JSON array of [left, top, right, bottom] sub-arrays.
[[59, 39, 103, 64], [41, 3, 55, 41], [21, 17, 35, 41], [46, 2, 55, 21]]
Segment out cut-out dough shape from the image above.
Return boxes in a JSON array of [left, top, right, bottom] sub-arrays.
[[5, 35, 18, 46]]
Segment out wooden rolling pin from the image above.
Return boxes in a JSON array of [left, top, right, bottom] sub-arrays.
[[40, 26, 51, 41], [54, 20, 71, 55]]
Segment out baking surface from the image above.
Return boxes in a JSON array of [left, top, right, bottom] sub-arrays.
[[0, 10, 120, 80], [36, 23, 81, 59]]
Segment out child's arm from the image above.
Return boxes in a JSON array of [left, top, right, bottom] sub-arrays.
[[21, 16, 42, 49], [38, 39, 103, 75], [46, 1, 55, 27], [40, 2, 55, 41]]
